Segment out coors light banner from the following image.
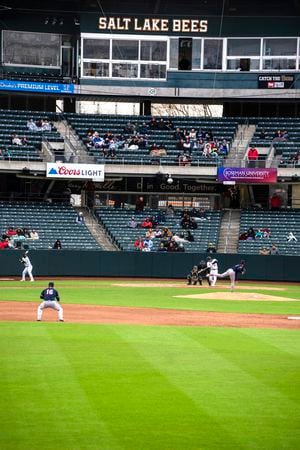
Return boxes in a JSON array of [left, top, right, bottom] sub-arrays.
[[46, 163, 105, 181]]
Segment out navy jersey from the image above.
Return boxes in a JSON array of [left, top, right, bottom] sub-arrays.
[[40, 288, 60, 301], [232, 264, 245, 275]]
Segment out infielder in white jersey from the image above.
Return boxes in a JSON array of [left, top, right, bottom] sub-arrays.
[[209, 258, 218, 286], [20, 251, 34, 282]]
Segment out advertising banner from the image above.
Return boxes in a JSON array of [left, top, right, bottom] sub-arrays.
[[217, 167, 277, 184], [46, 163, 105, 181], [0, 79, 75, 94], [258, 74, 295, 89]]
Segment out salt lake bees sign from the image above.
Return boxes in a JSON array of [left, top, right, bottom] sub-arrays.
[[98, 17, 208, 33]]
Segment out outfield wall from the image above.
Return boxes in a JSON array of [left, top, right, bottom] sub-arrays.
[[0, 251, 298, 282]]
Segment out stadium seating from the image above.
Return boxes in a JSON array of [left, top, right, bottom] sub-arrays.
[[0, 109, 63, 162], [0, 201, 101, 250], [251, 118, 300, 167], [66, 114, 239, 166], [95, 207, 221, 252], [238, 209, 300, 255]]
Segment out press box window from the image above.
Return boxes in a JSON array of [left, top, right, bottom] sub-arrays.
[[83, 39, 110, 59], [140, 41, 167, 61], [112, 40, 139, 60]]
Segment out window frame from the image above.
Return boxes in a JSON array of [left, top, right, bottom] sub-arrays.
[[2, 30, 62, 69], [81, 33, 169, 80]]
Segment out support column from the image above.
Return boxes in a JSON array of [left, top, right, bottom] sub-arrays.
[[140, 100, 151, 116]]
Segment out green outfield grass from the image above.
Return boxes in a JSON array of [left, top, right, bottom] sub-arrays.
[[0, 279, 300, 315], [0, 322, 299, 450], [0, 280, 299, 449]]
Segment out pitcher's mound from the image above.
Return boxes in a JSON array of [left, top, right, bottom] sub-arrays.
[[175, 292, 298, 302]]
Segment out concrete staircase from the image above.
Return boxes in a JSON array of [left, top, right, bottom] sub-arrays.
[[54, 120, 93, 163], [225, 125, 256, 167], [76, 207, 119, 251], [217, 209, 241, 253]]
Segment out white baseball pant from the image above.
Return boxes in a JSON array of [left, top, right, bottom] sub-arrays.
[[21, 266, 34, 281], [209, 269, 218, 286]]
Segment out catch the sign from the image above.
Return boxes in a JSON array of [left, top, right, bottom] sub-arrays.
[[99, 17, 208, 33]]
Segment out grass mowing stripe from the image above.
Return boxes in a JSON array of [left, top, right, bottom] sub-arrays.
[[49, 324, 223, 450], [0, 323, 122, 450], [117, 326, 300, 450], [1, 283, 300, 315]]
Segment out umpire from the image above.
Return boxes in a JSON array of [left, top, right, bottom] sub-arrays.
[[37, 282, 64, 322]]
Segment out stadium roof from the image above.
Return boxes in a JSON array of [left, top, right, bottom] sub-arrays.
[[3, 0, 300, 17]]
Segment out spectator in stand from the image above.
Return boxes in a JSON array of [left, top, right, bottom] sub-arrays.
[[154, 226, 162, 238], [273, 130, 282, 141], [286, 232, 297, 242], [203, 143, 212, 158], [247, 227, 256, 240], [157, 242, 167, 252], [124, 121, 136, 134], [166, 204, 175, 216], [92, 132, 103, 149], [145, 228, 155, 239], [0, 237, 11, 249], [11, 134, 24, 146], [135, 196, 145, 213], [206, 242, 216, 253], [172, 233, 188, 245], [181, 213, 191, 229], [270, 193, 282, 210], [27, 118, 39, 131], [128, 217, 138, 229], [168, 241, 178, 252], [134, 236, 144, 251], [173, 128, 183, 140], [183, 138, 192, 155], [138, 122, 149, 135], [30, 230, 39, 240], [178, 152, 192, 166], [255, 229, 263, 239], [218, 140, 228, 156], [262, 228, 271, 239], [53, 239, 62, 250], [259, 129, 267, 139], [259, 246, 270, 256], [141, 217, 153, 229], [161, 227, 173, 239], [76, 212, 84, 224], [269, 244, 279, 255], [190, 218, 198, 229], [142, 242, 151, 252], [194, 208, 207, 222], [247, 144, 259, 167], [41, 119, 52, 131], [148, 117, 158, 129], [289, 151, 300, 166], [143, 237, 153, 251], [6, 227, 17, 237]]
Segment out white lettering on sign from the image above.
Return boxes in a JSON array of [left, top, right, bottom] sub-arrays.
[[98, 17, 208, 33]]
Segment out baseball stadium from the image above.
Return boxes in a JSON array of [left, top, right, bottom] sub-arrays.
[[0, 0, 300, 449]]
